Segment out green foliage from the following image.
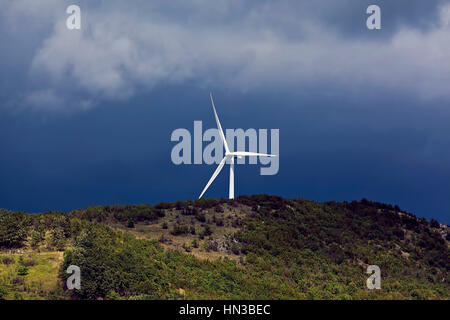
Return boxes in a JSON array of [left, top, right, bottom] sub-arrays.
[[48, 227, 67, 251], [69, 204, 163, 227], [127, 219, 135, 228], [232, 195, 449, 299], [17, 266, 29, 276], [0, 286, 8, 300], [231, 243, 240, 255], [18, 255, 36, 267], [30, 229, 45, 249], [199, 225, 213, 239], [1, 195, 448, 300], [13, 292, 23, 300], [170, 224, 190, 236], [0, 210, 29, 248], [61, 223, 181, 299]]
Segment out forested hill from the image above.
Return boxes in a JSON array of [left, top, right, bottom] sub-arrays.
[[0, 195, 448, 300]]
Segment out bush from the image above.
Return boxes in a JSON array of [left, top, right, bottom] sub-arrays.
[[106, 290, 121, 300], [2, 257, 15, 265], [170, 225, 190, 236], [19, 255, 36, 267], [231, 243, 240, 255], [14, 292, 23, 300], [0, 286, 8, 300], [430, 219, 440, 228], [205, 239, 218, 252], [17, 265, 29, 276], [199, 225, 213, 239], [195, 213, 206, 223], [181, 207, 198, 216]]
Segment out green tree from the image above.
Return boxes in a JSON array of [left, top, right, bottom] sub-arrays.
[[48, 227, 67, 251], [30, 228, 45, 249], [17, 265, 29, 276], [0, 210, 29, 248]]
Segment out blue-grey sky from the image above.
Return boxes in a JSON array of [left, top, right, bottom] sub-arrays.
[[1, 0, 450, 223]]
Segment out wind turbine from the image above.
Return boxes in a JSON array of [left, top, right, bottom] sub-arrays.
[[199, 93, 276, 199]]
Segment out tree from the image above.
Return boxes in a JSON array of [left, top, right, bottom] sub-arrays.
[[0, 210, 29, 248], [48, 227, 67, 251], [127, 219, 135, 228], [30, 229, 45, 249], [430, 219, 440, 228]]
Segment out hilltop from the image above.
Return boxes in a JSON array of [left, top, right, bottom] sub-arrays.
[[0, 195, 448, 300]]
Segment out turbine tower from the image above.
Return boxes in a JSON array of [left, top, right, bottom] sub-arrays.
[[199, 93, 276, 200]]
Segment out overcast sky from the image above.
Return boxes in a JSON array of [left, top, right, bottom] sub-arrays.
[[1, 0, 450, 223]]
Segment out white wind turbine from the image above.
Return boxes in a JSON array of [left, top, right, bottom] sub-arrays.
[[199, 93, 276, 200]]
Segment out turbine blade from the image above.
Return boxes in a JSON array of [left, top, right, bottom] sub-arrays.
[[199, 157, 227, 199], [210, 93, 230, 154], [231, 151, 277, 157]]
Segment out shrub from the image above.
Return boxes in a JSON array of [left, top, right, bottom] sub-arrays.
[[11, 277, 24, 285], [17, 265, 29, 276], [231, 243, 240, 255], [199, 225, 213, 239], [195, 213, 206, 223], [14, 292, 23, 300], [182, 207, 198, 216], [170, 225, 189, 236], [0, 286, 8, 300], [430, 219, 440, 228], [20, 255, 36, 267], [2, 257, 15, 265]]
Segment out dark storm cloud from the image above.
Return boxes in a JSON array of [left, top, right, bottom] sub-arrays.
[[1, 0, 450, 112]]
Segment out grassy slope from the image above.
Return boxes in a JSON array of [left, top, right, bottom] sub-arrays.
[[109, 204, 249, 262], [0, 251, 64, 299]]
